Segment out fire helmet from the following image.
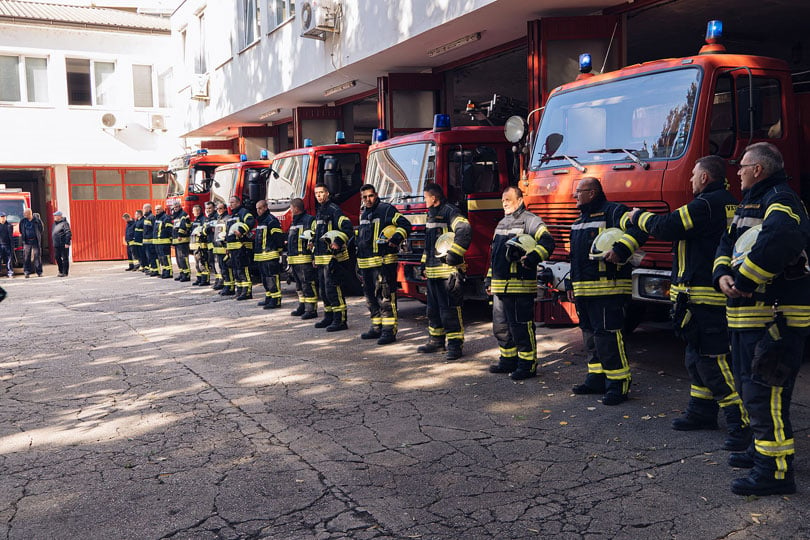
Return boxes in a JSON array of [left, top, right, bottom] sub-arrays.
[[434, 232, 456, 262], [589, 228, 625, 260], [505, 234, 537, 262], [377, 224, 398, 244], [731, 224, 761, 268]]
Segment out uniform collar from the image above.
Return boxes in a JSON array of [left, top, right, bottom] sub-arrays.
[[746, 169, 789, 199]]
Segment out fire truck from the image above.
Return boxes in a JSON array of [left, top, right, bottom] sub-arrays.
[[210, 152, 271, 215], [163, 150, 242, 214], [364, 115, 517, 302], [512, 20, 810, 325], [0, 186, 32, 268], [264, 133, 367, 231]]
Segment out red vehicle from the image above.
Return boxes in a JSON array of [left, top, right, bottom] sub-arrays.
[[364, 116, 517, 302], [163, 150, 242, 214], [210, 154, 271, 215], [0, 187, 32, 267], [265, 136, 368, 231], [516, 20, 810, 324]]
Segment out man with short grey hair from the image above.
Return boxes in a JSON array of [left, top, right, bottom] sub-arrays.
[[19, 208, 43, 277]]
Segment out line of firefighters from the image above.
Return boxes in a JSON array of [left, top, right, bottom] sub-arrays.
[[122, 142, 808, 498]]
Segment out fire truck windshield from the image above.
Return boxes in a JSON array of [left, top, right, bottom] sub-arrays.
[[0, 200, 25, 222], [531, 67, 701, 169], [166, 168, 190, 197], [267, 155, 310, 202], [366, 142, 436, 202]]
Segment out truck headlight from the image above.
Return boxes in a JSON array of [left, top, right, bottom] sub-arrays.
[[638, 276, 670, 300]]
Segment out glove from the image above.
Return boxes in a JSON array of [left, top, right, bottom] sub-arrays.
[[448, 270, 465, 302], [445, 252, 463, 267], [522, 250, 542, 269]]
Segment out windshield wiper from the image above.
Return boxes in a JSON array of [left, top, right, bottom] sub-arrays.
[[544, 154, 587, 173], [588, 148, 650, 170]]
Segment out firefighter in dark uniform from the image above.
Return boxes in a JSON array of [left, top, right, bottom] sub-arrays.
[[123, 212, 137, 271], [568, 177, 647, 406], [226, 196, 256, 300], [713, 142, 810, 496], [486, 186, 555, 380], [189, 204, 209, 286], [254, 199, 285, 309], [417, 182, 472, 360], [287, 198, 318, 319], [313, 183, 354, 332], [141, 203, 157, 276], [133, 209, 145, 272], [629, 155, 749, 449], [153, 204, 173, 278], [357, 184, 411, 345], [212, 202, 233, 293], [171, 202, 192, 282]]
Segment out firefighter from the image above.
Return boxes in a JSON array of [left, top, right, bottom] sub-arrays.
[[141, 203, 158, 276], [713, 142, 810, 496], [486, 186, 555, 379], [312, 183, 354, 332], [171, 201, 192, 282], [287, 198, 318, 319], [568, 177, 647, 406], [212, 202, 233, 294], [189, 204, 210, 286], [254, 199, 284, 308], [226, 195, 256, 300], [123, 212, 137, 271], [628, 155, 749, 450], [357, 184, 411, 345], [133, 209, 145, 272], [202, 202, 218, 288], [153, 204, 173, 279], [417, 182, 472, 360]]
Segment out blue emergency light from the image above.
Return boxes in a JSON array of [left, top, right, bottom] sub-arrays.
[[240, 154, 248, 162], [579, 53, 592, 74], [304, 138, 313, 147], [372, 128, 387, 143], [260, 149, 269, 159], [706, 20, 723, 43], [433, 114, 451, 132], [196, 149, 208, 156], [335, 131, 346, 144]]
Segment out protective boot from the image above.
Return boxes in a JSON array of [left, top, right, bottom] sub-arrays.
[[236, 288, 253, 301], [257, 297, 270, 307], [263, 298, 281, 310], [731, 469, 796, 496], [233, 286, 243, 299], [219, 286, 235, 296], [199, 277, 210, 286], [417, 337, 445, 354], [360, 327, 382, 340], [314, 312, 334, 328], [377, 332, 396, 345], [672, 397, 719, 431], [301, 305, 318, 320], [174, 274, 182, 281], [509, 360, 537, 381], [722, 405, 752, 451], [290, 303, 306, 317], [488, 356, 518, 374], [445, 340, 463, 361], [192, 276, 202, 286], [211, 279, 224, 290], [179, 275, 191, 282]]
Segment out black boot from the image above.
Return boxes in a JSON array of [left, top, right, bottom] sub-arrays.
[[192, 276, 202, 286], [257, 297, 270, 307], [174, 274, 182, 281], [236, 288, 253, 301], [360, 327, 381, 340], [301, 308, 318, 320], [417, 337, 445, 354], [314, 312, 334, 328], [212, 279, 224, 290], [732, 470, 796, 496], [326, 317, 348, 332], [199, 277, 210, 286], [672, 397, 719, 431], [263, 298, 281, 310], [290, 303, 305, 316], [219, 286, 235, 296], [445, 340, 463, 361], [509, 360, 537, 380], [488, 357, 518, 374], [179, 275, 191, 282], [722, 405, 753, 451], [377, 332, 396, 345]]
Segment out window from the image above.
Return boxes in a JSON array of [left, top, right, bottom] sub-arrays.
[[317, 153, 363, 205], [0, 55, 49, 103], [737, 77, 782, 140], [447, 146, 500, 207], [133, 65, 154, 107], [365, 143, 436, 200], [70, 168, 160, 201], [267, 0, 295, 32], [66, 58, 115, 106], [267, 155, 309, 202], [242, 0, 261, 48], [195, 13, 207, 74], [125, 170, 151, 199], [157, 69, 172, 108]]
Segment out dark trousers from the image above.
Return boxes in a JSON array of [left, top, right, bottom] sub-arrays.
[[136, 243, 148, 269], [22, 243, 41, 275], [144, 242, 157, 273], [317, 263, 347, 323], [215, 252, 232, 286], [54, 246, 70, 275], [291, 263, 318, 312], [126, 243, 137, 267], [207, 249, 217, 279], [731, 328, 805, 480], [174, 243, 190, 276], [0, 245, 12, 275], [157, 244, 172, 276], [426, 277, 464, 344], [575, 295, 631, 396], [493, 294, 536, 370], [228, 248, 251, 291], [195, 248, 210, 279], [361, 264, 398, 335], [258, 260, 281, 300]]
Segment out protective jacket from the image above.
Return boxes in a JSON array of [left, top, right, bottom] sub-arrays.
[[254, 212, 284, 261], [314, 199, 353, 266], [171, 209, 191, 244], [133, 216, 144, 245], [357, 199, 411, 268], [142, 211, 154, 243], [713, 170, 810, 329], [190, 214, 207, 251], [125, 220, 136, 244], [422, 201, 472, 278], [634, 180, 737, 306], [211, 213, 228, 254], [0, 222, 12, 246], [153, 211, 173, 245], [488, 205, 555, 295], [570, 194, 647, 297], [287, 212, 315, 265], [225, 207, 255, 251]]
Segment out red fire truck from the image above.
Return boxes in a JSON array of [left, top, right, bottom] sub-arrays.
[[163, 150, 242, 214], [513, 20, 810, 325], [364, 116, 517, 302], [0, 187, 32, 268], [210, 153, 271, 215]]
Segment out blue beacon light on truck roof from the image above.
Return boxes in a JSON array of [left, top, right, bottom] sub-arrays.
[[433, 114, 451, 132]]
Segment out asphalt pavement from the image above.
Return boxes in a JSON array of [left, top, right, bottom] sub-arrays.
[[1, 261, 809, 539]]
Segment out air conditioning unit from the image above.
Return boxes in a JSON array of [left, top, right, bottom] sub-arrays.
[[300, 1, 338, 40], [191, 73, 209, 100], [149, 114, 167, 132]]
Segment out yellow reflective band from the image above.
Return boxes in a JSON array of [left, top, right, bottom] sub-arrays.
[[428, 326, 445, 337], [739, 257, 776, 284], [765, 203, 801, 225], [587, 362, 604, 374], [618, 233, 640, 252], [467, 198, 502, 211], [678, 205, 694, 230], [534, 225, 550, 240], [619, 211, 632, 230], [677, 240, 686, 279], [638, 211, 654, 233], [755, 438, 795, 456], [669, 284, 726, 306], [718, 392, 742, 408], [358, 256, 383, 269], [382, 254, 398, 265], [500, 346, 518, 357], [536, 245, 549, 261], [690, 385, 713, 400], [713, 256, 731, 272], [288, 255, 313, 264], [451, 215, 469, 229]]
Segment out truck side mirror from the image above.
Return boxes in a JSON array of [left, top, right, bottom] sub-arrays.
[[544, 133, 563, 157]]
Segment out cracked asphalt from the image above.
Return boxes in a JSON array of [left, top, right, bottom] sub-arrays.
[[1, 261, 809, 539]]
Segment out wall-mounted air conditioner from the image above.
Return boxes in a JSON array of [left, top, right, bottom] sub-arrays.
[[191, 73, 209, 100], [149, 114, 167, 131], [300, 1, 338, 40]]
